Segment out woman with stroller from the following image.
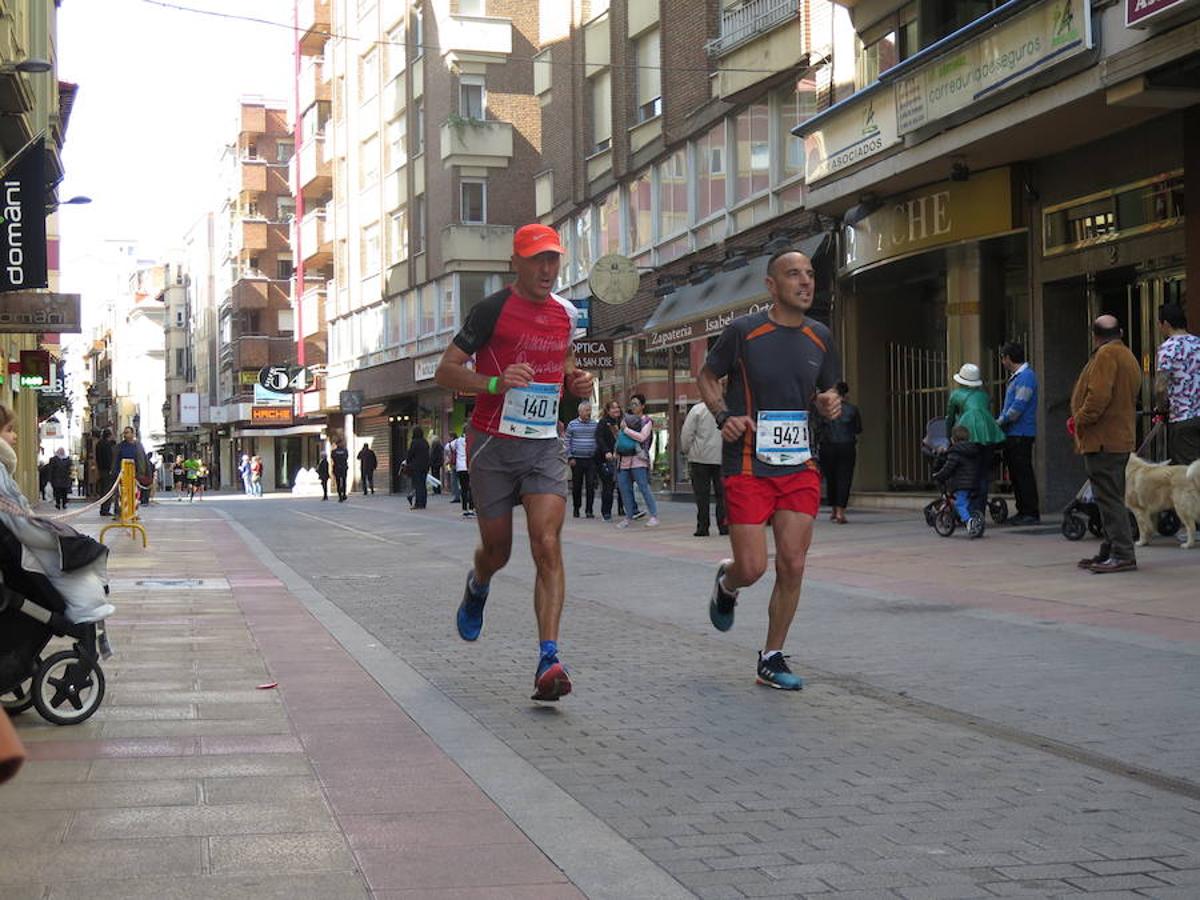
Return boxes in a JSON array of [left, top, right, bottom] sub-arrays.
[[946, 363, 1006, 516]]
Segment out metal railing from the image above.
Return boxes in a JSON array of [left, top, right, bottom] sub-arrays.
[[705, 0, 801, 57]]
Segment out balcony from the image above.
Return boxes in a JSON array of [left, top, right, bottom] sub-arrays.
[[291, 133, 332, 199], [708, 0, 805, 99], [299, 57, 331, 113], [441, 224, 514, 273], [238, 220, 290, 254], [240, 104, 266, 136], [298, 0, 331, 55], [439, 119, 513, 169], [439, 15, 513, 66], [298, 210, 332, 267], [299, 285, 327, 339]]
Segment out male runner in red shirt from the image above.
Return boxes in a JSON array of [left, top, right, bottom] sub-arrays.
[[697, 248, 841, 691], [435, 224, 593, 701]]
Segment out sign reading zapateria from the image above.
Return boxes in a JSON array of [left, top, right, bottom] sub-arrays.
[[0, 291, 81, 333], [0, 136, 48, 293]]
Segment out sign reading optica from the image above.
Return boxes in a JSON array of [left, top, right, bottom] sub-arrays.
[[895, 0, 1092, 135], [801, 90, 900, 184], [1126, 0, 1192, 26], [574, 339, 614, 370]]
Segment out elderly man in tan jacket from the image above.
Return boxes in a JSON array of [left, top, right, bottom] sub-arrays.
[[1070, 314, 1143, 573], [680, 400, 727, 537]]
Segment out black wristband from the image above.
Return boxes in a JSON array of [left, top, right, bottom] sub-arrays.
[[714, 410, 730, 429]]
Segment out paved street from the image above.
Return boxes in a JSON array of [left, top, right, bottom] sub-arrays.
[[4, 489, 1200, 898]]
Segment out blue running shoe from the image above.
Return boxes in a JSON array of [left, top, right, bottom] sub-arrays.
[[756, 652, 803, 691], [708, 559, 738, 632], [532, 655, 572, 701], [456, 573, 488, 641]]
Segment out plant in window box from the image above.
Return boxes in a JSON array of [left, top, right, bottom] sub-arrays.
[[445, 112, 488, 138]]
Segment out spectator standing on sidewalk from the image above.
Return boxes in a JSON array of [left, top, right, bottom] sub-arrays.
[[250, 455, 264, 497], [1071, 314, 1142, 574], [615, 394, 658, 529], [404, 427, 431, 509], [49, 448, 73, 509], [447, 431, 473, 515], [239, 453, 253, 496], [331, 439, 350, 502], [680, 399, 726, 537], [997, 342, 1040, 525], [1155, 303, 1200, 466], [818, 382, 862, 525], [429, 434, 444, 494], [594, 399, 631, 521], [565, 401, 599, 518], [358, 443, 378, 495], [317, 454, 330, 501], [96, 429, 115, 516], [112, 426, 150, 512]]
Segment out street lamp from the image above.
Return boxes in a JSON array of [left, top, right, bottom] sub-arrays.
[[1, 58, 53, 74], [61, 195, 92, 206]]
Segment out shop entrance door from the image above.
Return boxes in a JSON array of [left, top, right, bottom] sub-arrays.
[[275, 437, 301, 490], [390, 420, 409, 494]]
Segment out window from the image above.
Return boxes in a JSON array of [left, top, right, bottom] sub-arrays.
[[657, 150, 687, 239], [277, 259, 294, 280], [386, 24, 406, 77], [533, 49, 552, 95], [278, 309, 295, 333], [590, 71, 612, 153], [734, 103, 769, 201], [403, 289, 418, 342], [597, 191, 620, 256], [388, 208, 409, 265], [461, 179, 486, 223], [277, 197, 296, 223], [589, 0, 610, 16], [415, 102, 425, 155], [573, 211, 593, 283], [856, 32, 897, 89], [386, 114, 407, 171], [413, 6, 424, 58], [856, 3, 917, 89], [414, 195, 426, 253], [419, 285, 436, 336], [360, 48, 379, 100], [459, 0, 485, 13], [440, 278, 456, 331], [695, 121, 726, 221], [356, 0, 374, 17], [778, 78, 817, 179], [360, 134, 379, 187], [175, 310, 184, 327], [459, 75, 485, 120], [275, 140, 294, 163], [634, 29, 661, 123], [362, 221, 381, 274], [176, 348, 185, 376], [629, 171, 653, 251]]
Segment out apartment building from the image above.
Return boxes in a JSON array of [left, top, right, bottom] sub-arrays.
[[308, 0, 546, 492], [161, 264, 194, 460], [792, 0, 1199, 506], [208, 100, 303, 491]]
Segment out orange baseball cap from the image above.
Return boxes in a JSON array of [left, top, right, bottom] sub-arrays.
[[513, 223, 565, 257]]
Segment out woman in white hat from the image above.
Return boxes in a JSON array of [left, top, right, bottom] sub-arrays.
[[946, 363, 1006, 516]]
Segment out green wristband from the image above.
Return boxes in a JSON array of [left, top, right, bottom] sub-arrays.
[[487, 375, 500, 395]]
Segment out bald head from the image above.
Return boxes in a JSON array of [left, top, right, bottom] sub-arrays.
[[1093, 315, 1122, 341]]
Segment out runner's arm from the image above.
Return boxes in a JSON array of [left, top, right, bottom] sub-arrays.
[[434, 344, 533, 393]]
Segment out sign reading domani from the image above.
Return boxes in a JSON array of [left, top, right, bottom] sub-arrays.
[[895, 0, 1092, 135], [0, 137, 48, 293], [0, 291, 81, 333]]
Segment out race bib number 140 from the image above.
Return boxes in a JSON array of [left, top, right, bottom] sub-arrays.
[[755, 410, 811, 466], [500, 382, 561, 439]]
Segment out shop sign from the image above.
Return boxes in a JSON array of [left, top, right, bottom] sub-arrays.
[[0, 137, 48, 293], [646, 297, 772, 350], [251, 406, 293, 424], [895, 0, 1091, 135], [841, 167, 1014, 274], [574, 339, 614, 370], [1126, 0, 1192, 26], [239, 370, 260, 386], [253, 384, 292, 407], [414, 353, 441, 382], [0, 291, 81, 333], [179, 392, 201, 426], [800, 90, 900, 184]]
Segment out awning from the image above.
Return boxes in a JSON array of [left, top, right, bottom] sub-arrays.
[[230, 424, 326, 439], [642, 233, 830, 349]]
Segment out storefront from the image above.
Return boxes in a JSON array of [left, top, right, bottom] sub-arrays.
[[837, 167, 1028, 494]]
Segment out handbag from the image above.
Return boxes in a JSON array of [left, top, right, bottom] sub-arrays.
[[615, 431, 639, 457]]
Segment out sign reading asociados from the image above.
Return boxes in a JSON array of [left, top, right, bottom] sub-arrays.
[[801, 88, 901, 184]]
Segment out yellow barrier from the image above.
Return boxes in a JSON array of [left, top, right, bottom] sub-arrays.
[[99, 459, 148, 547]]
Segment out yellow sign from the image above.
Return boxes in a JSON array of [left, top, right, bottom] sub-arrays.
[[841, 167, 1014, 274], [251, 406, 293, 424], [239, 370, 260, 385]]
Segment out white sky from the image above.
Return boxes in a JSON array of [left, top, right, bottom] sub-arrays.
[[57, 0, 294, 305]]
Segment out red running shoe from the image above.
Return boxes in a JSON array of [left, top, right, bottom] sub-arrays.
[[531, 657, 572, 702]]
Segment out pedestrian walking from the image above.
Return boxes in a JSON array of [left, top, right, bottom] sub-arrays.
[[317, 454, 330, 501], [331, 440, 349, 502], [1155, 303, 1200, 466], [946, 363, 1006, 516], [697, 247, 842, 691], [96, 429, 115, 516], [404, 427, 431, 509], [251, 455, 264, 497], [680, 398, 726, 536], [358, 443, 378, 495], [1071, 315, 1142, 573], [565, 401, 599, 518], [997, 342, 1040, 524], [239, 453, 253, 496], [818, 382, 862, 525], [428, 434, 444, 494], [615, 395, 658, 528], [49, 448, 73, 509], [434, 222, 593, 702]]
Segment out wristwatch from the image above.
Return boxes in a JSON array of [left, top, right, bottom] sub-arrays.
[[714, 410, 731, 429]]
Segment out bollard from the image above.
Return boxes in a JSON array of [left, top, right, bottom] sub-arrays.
[[99, 459, 148, 547]]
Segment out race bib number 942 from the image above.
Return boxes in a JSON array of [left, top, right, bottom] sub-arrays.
[[755, 410, 811, 466], [500, 382, 561, 439]]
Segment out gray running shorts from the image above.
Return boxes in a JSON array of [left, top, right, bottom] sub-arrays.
[[466, 425, 568, 519]]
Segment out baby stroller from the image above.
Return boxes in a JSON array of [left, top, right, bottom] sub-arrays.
[[920, 417, 1008, 527], [0, 521, 113, 725]]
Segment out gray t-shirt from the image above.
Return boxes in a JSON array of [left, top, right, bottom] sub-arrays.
[[705, 310, 840, 478]]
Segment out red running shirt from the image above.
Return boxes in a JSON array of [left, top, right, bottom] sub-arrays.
[[451, 286, 578, 438]]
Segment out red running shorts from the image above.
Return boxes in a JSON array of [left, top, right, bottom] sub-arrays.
[[723, 469, 820, 525]]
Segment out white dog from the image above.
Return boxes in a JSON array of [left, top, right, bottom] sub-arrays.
[[1125, 455, 1200, 549]]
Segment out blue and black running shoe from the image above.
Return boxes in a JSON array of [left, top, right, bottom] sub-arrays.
[[456, 572, 488, 641], [756, 652, 803, 691], [708, 559, 738, 632]]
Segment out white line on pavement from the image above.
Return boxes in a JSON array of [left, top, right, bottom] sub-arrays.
[[293, 510, 425, 543]]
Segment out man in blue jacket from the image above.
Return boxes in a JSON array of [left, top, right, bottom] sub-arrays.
[[997, 342, 1039, 525]]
